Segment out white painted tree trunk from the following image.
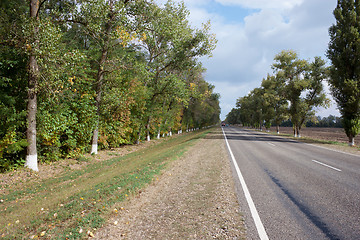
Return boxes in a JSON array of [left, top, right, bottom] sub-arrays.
[[349, 137, 355, 146], [91, 144, 98, 155], [25, 0, 40, 172], [91, 127, 99, 154], [25, 154, 38, 171]]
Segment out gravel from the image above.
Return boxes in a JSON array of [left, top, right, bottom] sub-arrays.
[[93, 129, 246, 239]]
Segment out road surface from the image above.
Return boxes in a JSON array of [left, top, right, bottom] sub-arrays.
[[223, 127, 360, 240]]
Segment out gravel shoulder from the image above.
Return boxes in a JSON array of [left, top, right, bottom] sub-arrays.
[[94, 128, 246, 239]]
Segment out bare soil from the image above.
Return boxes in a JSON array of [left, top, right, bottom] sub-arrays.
[[269, 126, 359, 143], [268, 126, 360, 155], [93, 128, 246, 239]]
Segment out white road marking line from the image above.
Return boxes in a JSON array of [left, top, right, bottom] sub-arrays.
[[306, 143, 360, 158], [267, 142, 275, 147], [312, 160, 342, 172], [222, 128, 269, 240]]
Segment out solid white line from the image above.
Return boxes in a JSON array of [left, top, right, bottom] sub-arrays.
[[306, 143, 360, 158], [222, 128, 269, 240], [267, 142, 276, 147], [312, 160, 342, 172]]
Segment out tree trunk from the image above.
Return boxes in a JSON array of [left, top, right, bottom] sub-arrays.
[[293, 125, 296, 137], [146, 117, 151, 141], [296, 126, 301, 138], [90, 2, 114, 153], [349, 136, 355, 146], [25, 0, 40, 171], [276, 125, 280, 134], [157, 129, 161, 139], [91, 55, 105, 154], [136, 126, 142, 145]]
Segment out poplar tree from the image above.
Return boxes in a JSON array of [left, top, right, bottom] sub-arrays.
[[327, 0, 360, 146]]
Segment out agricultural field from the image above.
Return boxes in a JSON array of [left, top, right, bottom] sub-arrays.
[[269, 127, 360, 145]]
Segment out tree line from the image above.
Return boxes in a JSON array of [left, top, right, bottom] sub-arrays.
[[226, 50, 329, 137], [0, 0, 219, 172], [226, 0, 360, 146]]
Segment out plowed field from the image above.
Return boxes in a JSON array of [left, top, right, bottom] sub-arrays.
[[269, 127, 360, 144]]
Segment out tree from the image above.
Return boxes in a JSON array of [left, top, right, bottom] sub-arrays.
[[261, 74, 288, 133], [300, 57, 329, 129], [0, 0, 28, 171], [235, 89, 264, 129], [226, 108, 241, 125], [68, 0, 137, 153], [272, 50, 328, 137], [24, 0, 41, 171], [134, 1, 216, 142], [272, 50, 308, 137], [327, 0, 360, 146]]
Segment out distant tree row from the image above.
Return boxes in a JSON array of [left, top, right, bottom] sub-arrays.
[[228, 0, 360, 146], [226, 50, 329, 137], [278, 115, 342, 128], [0, 0, 219, 172]]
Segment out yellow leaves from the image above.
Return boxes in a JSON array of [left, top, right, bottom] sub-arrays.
[[140, 32, 147, 41], [68, 76, 75, 85], [116, 26, 134, 47], [26, 44, 32, 52], [115, 26, 147, 46], [189, 82, 196, 90]]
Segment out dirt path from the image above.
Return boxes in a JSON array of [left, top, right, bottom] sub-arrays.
[[94, 129, 246, 239]]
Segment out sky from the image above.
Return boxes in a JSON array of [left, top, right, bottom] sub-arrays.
[[157, 0, 339, 120]]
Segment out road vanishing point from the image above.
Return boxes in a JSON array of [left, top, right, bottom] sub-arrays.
[[222, 127, 360, 240]]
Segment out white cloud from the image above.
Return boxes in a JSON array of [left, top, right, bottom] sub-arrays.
[[215, 0, 303, 10], [155, 0, 339, 119]]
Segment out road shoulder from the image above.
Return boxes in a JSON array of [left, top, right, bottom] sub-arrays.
[[94, 128, 246, 239]]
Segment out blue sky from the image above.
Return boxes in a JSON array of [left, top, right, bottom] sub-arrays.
[[157, 0, 339, 120]]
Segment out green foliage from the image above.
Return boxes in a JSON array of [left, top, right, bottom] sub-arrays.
[[229, 50, 328, 134], [272, 50, 328, 135], [327, 0, 360, 143], [0, 0, 218, 171]]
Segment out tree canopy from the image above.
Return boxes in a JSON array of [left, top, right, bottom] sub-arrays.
[[0, 0, 219, 172], [327, 0, 360, 146], [226, 50, 328, 136]]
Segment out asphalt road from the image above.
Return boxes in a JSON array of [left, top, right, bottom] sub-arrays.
[[223, 127, 360, 240]]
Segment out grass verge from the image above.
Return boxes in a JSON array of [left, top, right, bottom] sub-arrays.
[[0, 129, 210, 239]]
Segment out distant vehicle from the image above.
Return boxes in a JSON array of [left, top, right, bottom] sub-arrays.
[[221, 122, 226, 127]]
